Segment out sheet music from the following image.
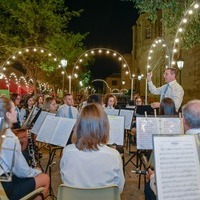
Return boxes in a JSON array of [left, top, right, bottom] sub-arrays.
[[137, 117, 183, 149], [31, 111, 55, 134], [119, 109, 134, 130], [104, 109, 119, 116], [153, 135, 200, 200], [36, 115, 76, 147], [51, 118, 76, 146], [107, 115, 124, 145], [36, 115, 58, 144]]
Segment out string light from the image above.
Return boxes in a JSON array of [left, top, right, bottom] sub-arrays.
[[172, 1, 200, 65], [72, 48, 131, 80]]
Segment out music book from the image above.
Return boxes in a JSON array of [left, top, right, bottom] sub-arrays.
[[153, 134, 200, 200], [107, 115, 125, 146], [136, 116, 184, 149], [36, 115, 76, 147], [31, 111, 55, 134]]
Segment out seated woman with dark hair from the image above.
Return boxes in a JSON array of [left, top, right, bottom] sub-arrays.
[[60, 103, 125, 192], [0, 96, 50, 199], [159, 97, 177, 115]]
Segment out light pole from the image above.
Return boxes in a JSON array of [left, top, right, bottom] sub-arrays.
[[60, 59, 68, 95], [68, 75, 72, 94], [177, 55, 184, 85]]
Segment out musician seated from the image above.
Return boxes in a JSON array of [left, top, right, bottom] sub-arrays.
[[60, 103, 125, 193], [10, 93, 28, 151], [0, 96, 50, 199]]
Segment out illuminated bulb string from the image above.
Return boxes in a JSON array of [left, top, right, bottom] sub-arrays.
[[171, 2, 200, 65], [72, 48, 132, 79]]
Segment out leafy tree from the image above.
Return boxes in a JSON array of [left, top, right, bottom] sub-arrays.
[[0, 0, 88, 94], [132, 0, 200, 48]]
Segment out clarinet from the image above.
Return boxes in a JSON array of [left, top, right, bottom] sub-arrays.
[[27, 130, 37, 168]]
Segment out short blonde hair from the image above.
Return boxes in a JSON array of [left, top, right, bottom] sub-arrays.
[[72, 103, 109, 151]]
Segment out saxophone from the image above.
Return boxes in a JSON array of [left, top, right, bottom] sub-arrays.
[[27, 130, 37, 168]]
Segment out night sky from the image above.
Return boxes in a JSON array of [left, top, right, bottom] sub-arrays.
[[66, 0, 139, 80]]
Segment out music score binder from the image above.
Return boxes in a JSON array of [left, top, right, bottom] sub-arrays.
[[35, 115, 76, 147], [136, 116, 184, 149], [153, 134, 200, 200]]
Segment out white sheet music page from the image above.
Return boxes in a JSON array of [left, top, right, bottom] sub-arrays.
[[31, 111, 48, 134], [119, 109, 134, 130], [36, 115, 58, 144], [154, 135, 200, 200], [137, 117, 183, 150], [51, 117, 76, 147], [107, 115, 124, 145], [104, 109, 119, 116]]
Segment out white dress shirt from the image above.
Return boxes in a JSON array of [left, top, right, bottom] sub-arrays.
[[60, 144, 125, 192], [56, 104, 78, 119], [148, 80, 184, 111], [0, 128, 41, 177]]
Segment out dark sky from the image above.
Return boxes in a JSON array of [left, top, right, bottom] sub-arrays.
[[66, 0, 139, 80]]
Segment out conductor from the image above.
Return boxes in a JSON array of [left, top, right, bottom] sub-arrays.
[[147, 67, 184, 112]]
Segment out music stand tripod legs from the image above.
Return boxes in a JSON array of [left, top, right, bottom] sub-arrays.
[[45, 145, 63, 199]]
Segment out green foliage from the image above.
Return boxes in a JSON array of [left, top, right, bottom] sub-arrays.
[[0, 0, 87, 92], [132, 0, 200, 47], [79, 70, 91, 87]]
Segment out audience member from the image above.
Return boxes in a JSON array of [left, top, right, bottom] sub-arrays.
[[60, 103, 125, 192]]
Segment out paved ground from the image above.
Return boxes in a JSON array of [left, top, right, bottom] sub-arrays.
[[39, 143, 145, 200]]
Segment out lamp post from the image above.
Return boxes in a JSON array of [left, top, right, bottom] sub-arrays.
[[177, 52, 184, 85], [60, 59, 68, 94], [130, 74, 135, 101], [68, 75, 72, 94]]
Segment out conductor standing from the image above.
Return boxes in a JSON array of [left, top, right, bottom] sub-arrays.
[[147, 67, 184, 112]]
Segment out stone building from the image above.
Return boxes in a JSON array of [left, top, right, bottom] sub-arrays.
[[132, 13, 200, 105]]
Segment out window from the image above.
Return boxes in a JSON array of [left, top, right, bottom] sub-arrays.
[[145, 27, 151, 39]]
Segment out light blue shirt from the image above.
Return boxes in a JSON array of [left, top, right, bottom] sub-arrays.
[[56, 104, 78, 119], [148, 80, 184, 111], [0, 128, 41, 177]]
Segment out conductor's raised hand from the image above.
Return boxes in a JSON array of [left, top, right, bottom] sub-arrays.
[[147, 72, 152, 82]]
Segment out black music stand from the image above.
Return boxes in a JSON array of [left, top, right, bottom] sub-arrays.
[[45, 144, 63, 200]]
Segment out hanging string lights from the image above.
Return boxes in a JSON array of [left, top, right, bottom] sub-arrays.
[[171, 1, 200, 65]]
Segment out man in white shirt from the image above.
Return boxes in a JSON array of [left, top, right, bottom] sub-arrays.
[[147, 67, 184, 112], [57, 93, 78, 119]]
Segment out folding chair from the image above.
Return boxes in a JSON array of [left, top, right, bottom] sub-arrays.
[[57, 184, 121, 200]]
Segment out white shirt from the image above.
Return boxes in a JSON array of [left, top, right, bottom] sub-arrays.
[[148, 80, 184, 111], [0, 128, 41, 177], [60, 144, 125, 192], [56, 104, 78, 119]]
